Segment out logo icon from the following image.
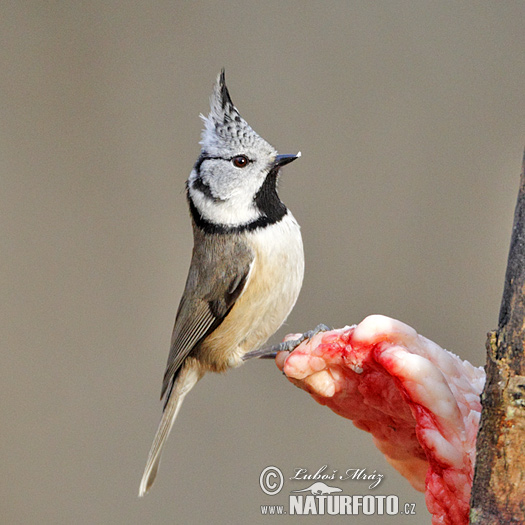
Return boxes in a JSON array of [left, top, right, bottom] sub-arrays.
[[292, 481, 343, 496]]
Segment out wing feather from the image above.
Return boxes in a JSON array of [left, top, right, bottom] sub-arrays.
[[160, 301, 216, 400], [160, 231, 254, 401]]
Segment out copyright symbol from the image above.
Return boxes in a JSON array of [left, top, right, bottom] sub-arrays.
[[259, 466, 284, 495]]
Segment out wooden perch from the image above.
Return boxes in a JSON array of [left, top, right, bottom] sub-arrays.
[[470, 150, 525, 523]]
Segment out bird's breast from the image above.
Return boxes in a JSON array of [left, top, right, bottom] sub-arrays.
[[198, 212, 304, 371]]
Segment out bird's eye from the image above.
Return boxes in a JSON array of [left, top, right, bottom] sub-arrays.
[[232, 155, 249, 168]]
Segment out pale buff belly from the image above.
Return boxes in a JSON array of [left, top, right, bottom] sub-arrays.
[[197, 213, 304, 371]]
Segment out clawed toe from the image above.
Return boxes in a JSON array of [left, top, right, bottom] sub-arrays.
[[302, 323, 331, 342], [242, 323, 331, 361]]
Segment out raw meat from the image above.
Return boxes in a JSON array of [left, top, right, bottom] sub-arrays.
[[275, 315, 485, 525]]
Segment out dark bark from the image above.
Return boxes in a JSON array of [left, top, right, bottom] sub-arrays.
[[470, 151, 525, 523]]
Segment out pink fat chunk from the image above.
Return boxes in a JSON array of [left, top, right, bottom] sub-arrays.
[[276, 315, 485, 525]]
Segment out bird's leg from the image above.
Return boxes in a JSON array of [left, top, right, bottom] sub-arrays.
[[243, 324, 331, 360]]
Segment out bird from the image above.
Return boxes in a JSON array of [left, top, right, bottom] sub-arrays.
[[138, 70, 304, 496]]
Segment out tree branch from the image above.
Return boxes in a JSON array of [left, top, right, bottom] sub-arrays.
[[470, 150, 525, 523]]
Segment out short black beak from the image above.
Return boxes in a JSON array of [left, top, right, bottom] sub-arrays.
[[274, 152, 301, 168]]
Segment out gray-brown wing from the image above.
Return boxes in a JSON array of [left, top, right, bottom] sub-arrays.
[[160, 231, 254, 403]]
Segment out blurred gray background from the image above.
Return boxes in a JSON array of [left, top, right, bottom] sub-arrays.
[[2, 2, 524, 524]]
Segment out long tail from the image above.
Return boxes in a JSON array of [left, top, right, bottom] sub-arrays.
[[138, 363, 201, 496]]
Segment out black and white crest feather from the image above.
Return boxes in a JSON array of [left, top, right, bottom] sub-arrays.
[[200, 70, 275, 158]]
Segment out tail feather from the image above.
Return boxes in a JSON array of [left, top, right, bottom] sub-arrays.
[[138, 364, 201, 497]]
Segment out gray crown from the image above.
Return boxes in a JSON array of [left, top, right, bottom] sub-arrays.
[[200, 70, 276, 158]]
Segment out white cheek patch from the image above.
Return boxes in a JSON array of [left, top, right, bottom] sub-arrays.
[[189, 185, 261, 226]]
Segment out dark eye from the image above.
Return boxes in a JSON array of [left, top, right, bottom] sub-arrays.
[[232, 155, 249, 168]]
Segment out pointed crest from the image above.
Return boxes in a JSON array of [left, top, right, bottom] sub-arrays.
[[200, 70, 275, 157]]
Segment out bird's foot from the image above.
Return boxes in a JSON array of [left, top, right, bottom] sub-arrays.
[[243, 324, 331, 360]]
